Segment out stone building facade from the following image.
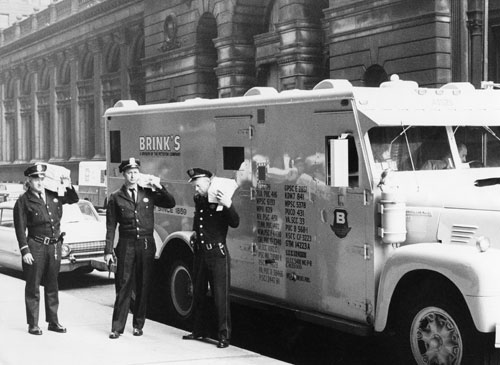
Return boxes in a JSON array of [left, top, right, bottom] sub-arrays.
[[0, 0, 498, 182]]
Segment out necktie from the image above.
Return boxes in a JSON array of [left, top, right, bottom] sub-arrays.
[[39, 193, 45, 203], [129, 188, 136, 203]]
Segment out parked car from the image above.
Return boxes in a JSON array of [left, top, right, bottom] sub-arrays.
[[0, 199, 109, 274], [0, 183, 25, 202]]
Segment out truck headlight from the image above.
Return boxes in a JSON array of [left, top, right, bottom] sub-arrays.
[[476, 236, 490, 253], [61, 244, 71, 258]]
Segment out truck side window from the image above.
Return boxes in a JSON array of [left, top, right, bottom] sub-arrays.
[[325, 135, 359, 188], [453, 126, 500, 168], [109, 131, 121, 163], [347, 135, 359, 187], [222, 146, 245, 170]]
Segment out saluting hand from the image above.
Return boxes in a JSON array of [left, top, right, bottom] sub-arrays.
[[23, 253, 34, 265]]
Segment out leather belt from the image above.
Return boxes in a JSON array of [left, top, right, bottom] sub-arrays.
[[202, 242, 224, 251], [30, 235, 58, 245]]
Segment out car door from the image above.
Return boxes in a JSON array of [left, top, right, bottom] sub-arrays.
[[0, 207, 21, 269]]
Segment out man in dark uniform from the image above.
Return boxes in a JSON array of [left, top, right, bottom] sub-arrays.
[[14, 163, 79, 335], [182, 168, 239, 348], [104, 157, 175, 339]]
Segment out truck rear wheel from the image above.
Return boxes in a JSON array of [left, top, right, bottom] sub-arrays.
[[165, 258, 193, 327], [395, 283, 480, 364]]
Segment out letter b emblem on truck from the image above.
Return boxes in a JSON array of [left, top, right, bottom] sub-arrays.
[[331, 209, 351, 238]]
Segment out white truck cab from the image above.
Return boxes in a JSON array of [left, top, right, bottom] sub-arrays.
[[105, 75, 500, 364]]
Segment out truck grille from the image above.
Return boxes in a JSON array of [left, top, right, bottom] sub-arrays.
[[69, 240, 105, 258], [450, 224, 478, 244]]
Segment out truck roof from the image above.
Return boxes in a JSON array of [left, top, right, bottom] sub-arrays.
[[105, 76, 500, 127]]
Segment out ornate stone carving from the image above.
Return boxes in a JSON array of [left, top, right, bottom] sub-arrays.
[[159, 14, 180, 52]]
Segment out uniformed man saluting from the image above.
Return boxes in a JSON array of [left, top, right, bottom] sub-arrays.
[[14, 163, 79, 335], [182, 168, 239, 348], [105, 158, 175, 339]]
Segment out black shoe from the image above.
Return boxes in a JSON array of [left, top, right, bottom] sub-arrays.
[[48, 323, 67, 333], [109, 331, 120, 339], [28, 325, 42, 335], [217, 337, 229, 348], [133, 328, 143, 336], [182, 333, 204, 340]]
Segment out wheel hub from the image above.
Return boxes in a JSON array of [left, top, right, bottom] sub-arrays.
[[411, 307, 462, 365]]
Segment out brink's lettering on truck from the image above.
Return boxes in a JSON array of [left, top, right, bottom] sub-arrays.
[[105, 75, 500, 364], [139, 135, 181, 153]]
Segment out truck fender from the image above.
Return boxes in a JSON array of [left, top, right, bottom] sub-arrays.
[[155, 230, 194, 260], [374, 243, 500, 333]]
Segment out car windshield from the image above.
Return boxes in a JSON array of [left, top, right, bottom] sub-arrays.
[[0, 208, 14, 227], [62, 201, 99, 223], [368, 126, 500, 172]]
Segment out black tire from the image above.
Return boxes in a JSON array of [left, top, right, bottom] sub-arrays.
[[394, 282, 480, 365], [163, 257, 194, 328], [72, 266, 94, 275]]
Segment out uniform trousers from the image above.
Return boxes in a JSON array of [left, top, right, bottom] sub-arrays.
[[111, 237, 155, 333], [192, 247, 231, 340], [22, 238, 61, 326]]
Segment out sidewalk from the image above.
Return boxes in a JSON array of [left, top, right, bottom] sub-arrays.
[[0, 273, 288, 365]]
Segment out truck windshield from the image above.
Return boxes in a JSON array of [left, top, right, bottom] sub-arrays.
[[368, 126, 500, 172]]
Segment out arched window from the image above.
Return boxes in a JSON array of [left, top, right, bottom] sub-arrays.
[[131, 35, 144, 66], [59, 60, 70, 85], [22, 73, 31, 95], [106, 44, 120, 73], [6, 77, 15, 99], [40, 66, 50, 90], [363, 65, 389, 87], [196, 13, 218, 98], [81, 52, 94, 80]]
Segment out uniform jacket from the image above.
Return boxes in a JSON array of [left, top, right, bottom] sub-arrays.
[[14, 186, 79, 256], [192, 195, 239, 247], [105, 184, 175, 254]]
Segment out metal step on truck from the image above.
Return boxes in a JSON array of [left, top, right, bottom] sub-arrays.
[[104, 75, 500, 364]]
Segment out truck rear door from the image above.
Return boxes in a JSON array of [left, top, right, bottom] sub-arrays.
[[214, 116, 256, 292]]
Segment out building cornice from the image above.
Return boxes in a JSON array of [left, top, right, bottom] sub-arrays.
[[0, 0, 143, 57]]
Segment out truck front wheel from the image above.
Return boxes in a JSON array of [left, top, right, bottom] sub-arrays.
[[395, 284, 479, 364]]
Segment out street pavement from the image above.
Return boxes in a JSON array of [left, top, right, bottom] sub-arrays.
[[0, 272, 288, 365]]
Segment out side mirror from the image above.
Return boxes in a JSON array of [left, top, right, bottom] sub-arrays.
[[329, 138, 349, 187]]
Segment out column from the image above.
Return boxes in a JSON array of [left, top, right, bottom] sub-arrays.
[[118, 29, 131, 100], [13, 66, 27, 164], [0, 73, 5, 163], [89, 37, 105, 159], [48, 53, 63, 162], [28, 60, 42, 162], [37, 59, 50, 161], [213, 37, 256, 98], [68, 47, 83, 161], [276, 0, 323, 90], [467, 0, 483, 87]]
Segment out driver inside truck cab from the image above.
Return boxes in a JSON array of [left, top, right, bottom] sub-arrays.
[[421, 143, 468, 170]]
